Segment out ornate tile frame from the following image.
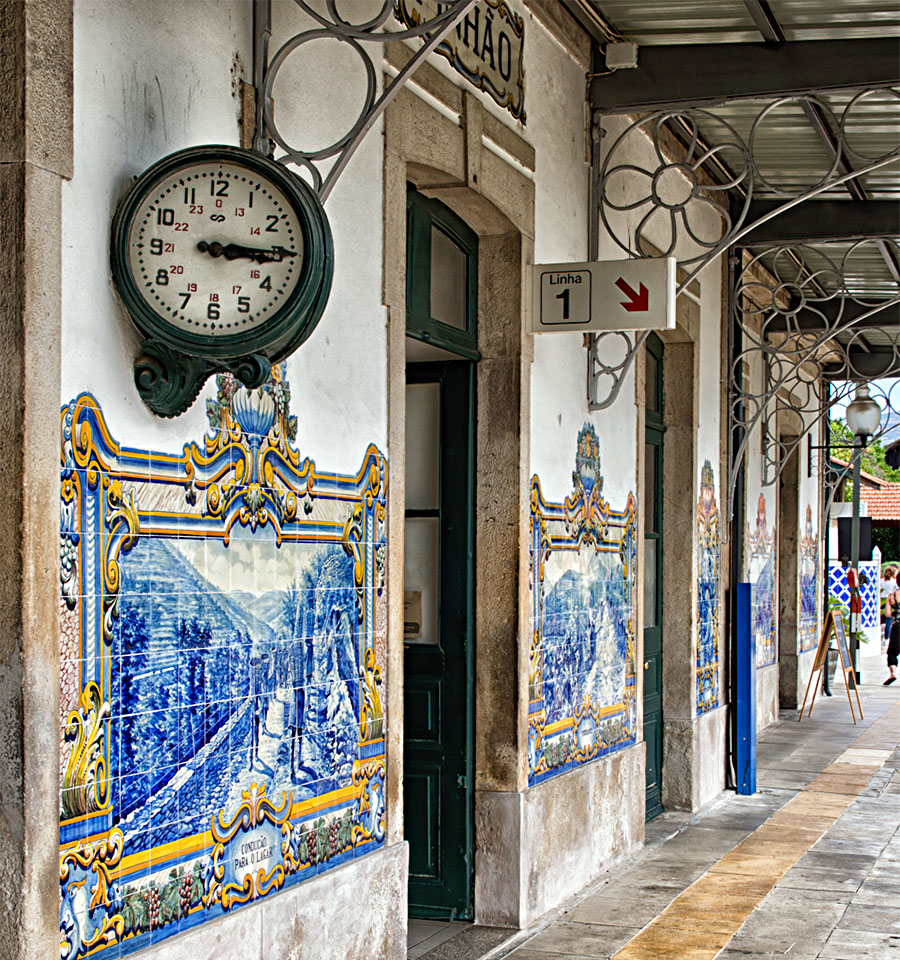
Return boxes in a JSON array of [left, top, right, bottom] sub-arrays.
[[696, 461, 720, 715], [798, 505, 819, 653], [746, 493, 777, 668], [58, 366, 387, 958], [527, 425, 638, 787]]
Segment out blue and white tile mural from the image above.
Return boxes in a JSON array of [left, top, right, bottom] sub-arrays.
[[696, 461, 720, 715], [828, 560, 880, 632], [58, 365, 387, 958], [746, 493, 777, 667], [528, 425, 637, 787], [798, 505, 819, 652]]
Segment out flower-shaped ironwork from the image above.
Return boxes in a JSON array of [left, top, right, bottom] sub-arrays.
[[598, 110, 752, 267], [728, 239, 900, 509]]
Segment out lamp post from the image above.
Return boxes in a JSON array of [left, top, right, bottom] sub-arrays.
[[844, 382, 882, 682]]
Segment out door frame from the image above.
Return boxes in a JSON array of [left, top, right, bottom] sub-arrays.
[[404, 360, 476, 918], [383, 78, 535, 926], [643, 332, 665, 821]]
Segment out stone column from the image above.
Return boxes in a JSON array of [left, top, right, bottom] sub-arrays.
[[778, 439, 801, 707], [0, 2, 72, 956]]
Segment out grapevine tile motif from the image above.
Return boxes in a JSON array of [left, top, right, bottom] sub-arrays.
[[58, 364, 387, 958], [798, 506, 819, 652], [746, 493, 777, 667], [528, 424, 638, 787], [696, 461, 720, 715]]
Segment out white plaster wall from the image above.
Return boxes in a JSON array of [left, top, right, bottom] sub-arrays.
[[62, 0, 387, 472]]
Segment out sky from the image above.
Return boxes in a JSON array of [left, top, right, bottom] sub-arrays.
[[830, 377, 900, 446], [172, 531, 332, 596]]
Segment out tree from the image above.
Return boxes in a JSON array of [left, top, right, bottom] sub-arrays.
[[830, 419, 900, 494]]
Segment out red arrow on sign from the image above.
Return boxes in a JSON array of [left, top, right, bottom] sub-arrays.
[[615, 278, 649, 312]]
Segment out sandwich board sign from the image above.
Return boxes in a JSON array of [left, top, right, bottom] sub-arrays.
[[528, 257, 676, 333], [799, 609, 863, 723]]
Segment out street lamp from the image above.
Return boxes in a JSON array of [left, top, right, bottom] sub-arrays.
[[845, 382, 882, 681]]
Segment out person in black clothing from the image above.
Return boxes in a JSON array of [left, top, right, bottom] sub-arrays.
[[885, 589, 899, 686]]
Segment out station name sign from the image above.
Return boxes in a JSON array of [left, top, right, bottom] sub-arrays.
[[529, 258, 677, 333], [395, 0, 526, 122]]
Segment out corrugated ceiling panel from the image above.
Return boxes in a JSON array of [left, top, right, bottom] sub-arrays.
[[692, 100, 856, 199], [751, 239, 899, 300], [591, 1, 900, 44], [590, 1, 760, 44], [770, 0, 900, 41]]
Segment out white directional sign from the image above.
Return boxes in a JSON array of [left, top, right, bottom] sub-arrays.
[[529, 258, 676, 333]]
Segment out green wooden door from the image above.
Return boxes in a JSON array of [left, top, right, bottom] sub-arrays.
[[644, 334, 665, 821], [403, 186, 477, 919], [404, 363, 474, 918]]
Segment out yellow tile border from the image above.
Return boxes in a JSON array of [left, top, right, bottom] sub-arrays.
[[610, 700, 900, 959]]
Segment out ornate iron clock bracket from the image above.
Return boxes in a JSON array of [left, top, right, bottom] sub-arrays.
[[252, 0, 477, 202], [134, 343, 270, 419]]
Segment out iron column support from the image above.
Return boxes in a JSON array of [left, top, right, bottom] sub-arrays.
[[850, 441, 862, 683]]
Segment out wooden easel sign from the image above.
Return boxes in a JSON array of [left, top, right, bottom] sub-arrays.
[[799, 610, 864, 723]]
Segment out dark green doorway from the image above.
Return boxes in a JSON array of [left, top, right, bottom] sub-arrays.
[[644, 333, 665, 821], [403, 188, 477, 919]]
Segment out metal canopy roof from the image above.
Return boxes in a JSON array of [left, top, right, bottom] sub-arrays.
[[569, 0, 900, 499], [576, 0, 900, 360], [578, 0, 900, 45]]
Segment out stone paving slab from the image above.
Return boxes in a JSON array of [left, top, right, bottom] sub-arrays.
[[836, 903, 900, 935], [521, 922, 639, 957], [777, 867, 863, 894], [819, 929, 900, 959], [438, 671, 900, 960]]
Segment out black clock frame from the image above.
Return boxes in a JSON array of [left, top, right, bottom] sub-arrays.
[[110, 145, 333, 417]]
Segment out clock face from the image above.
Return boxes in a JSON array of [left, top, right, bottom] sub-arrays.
[[125, 159, 306, 336]]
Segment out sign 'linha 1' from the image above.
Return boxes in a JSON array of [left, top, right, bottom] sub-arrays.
[[396, 0, 526, 122], [529, 258, 677, 333]]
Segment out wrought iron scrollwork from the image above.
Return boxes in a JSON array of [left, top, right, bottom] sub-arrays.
[[589, 90, 900, 412], [728, 239, 900, 512], [253, 0, 476, 201]]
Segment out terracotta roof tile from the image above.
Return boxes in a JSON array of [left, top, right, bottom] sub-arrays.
[[859, 484, 900, 521]]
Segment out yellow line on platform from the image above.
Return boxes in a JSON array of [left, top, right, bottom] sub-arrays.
[[612, 701, 900, 960]]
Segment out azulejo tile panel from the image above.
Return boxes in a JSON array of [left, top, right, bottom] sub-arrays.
[[798, 506, 819, 652], [696, 461, 720, 715], [828, 559, 879, 632], [746, 493, 776, 668], [58, 364, 387, 959], [528, 425, 638, 787]]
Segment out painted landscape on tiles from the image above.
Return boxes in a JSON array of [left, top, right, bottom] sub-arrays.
[[746, 493, 776, 667], [696, 461, 720, 715], [528, 425, 637, 787], [798, 505, 819, 652], [58, 365, 387, 959]]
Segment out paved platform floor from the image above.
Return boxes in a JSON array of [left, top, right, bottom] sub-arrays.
[[412, 650, 900, 960]]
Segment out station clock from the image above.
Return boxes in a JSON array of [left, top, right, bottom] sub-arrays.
[[110, 145, 333, 417]]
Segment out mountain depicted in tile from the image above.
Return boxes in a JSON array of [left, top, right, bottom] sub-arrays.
[[528, 425, 637, 786], [58, 364, 387, 958]]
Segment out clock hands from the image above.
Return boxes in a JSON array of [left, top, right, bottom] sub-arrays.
[[196, 240, 298, 264]]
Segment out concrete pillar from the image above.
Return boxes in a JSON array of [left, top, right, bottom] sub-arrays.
[[0, 1, 72, 956], [660, 340, 699, 810]]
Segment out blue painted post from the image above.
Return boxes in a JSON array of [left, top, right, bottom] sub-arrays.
[[735, 582, 756, 795]]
